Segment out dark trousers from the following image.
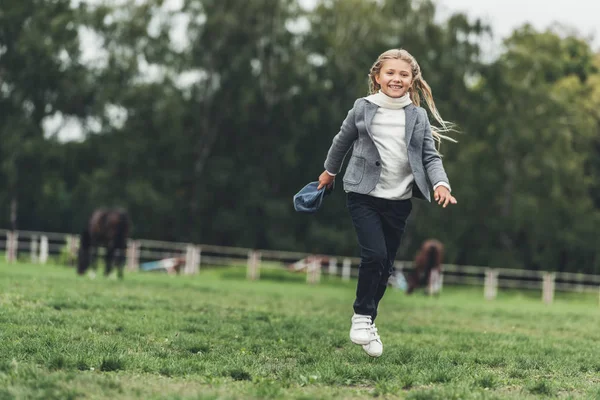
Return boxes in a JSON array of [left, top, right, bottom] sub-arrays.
[[347, 192, 412, 322]]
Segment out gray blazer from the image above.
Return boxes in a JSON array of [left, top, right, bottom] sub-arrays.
[[324, 98, 450, 202]]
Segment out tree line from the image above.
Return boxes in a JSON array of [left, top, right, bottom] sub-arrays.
[[1, 0, 599, 272]]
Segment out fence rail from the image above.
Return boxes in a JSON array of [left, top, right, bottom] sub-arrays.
[[1, 228, 599, 304]]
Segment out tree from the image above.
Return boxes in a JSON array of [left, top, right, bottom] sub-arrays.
[[422, 26, 600, 272], [0, 0, 94, 229]]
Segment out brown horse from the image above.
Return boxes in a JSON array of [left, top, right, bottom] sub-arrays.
[[406, 239, 444, 294], [77, 208, 130, 279]]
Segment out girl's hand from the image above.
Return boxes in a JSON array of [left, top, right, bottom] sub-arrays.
[[317, 170, 335, 190], [434, 186, 457, 208]]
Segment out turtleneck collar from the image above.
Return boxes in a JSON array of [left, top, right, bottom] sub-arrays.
[[364, 90, 412, 109]]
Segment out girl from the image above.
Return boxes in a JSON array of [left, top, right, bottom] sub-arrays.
[[317, 49, 457, 357]]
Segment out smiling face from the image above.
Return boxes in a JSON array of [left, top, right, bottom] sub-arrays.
[[375, 59, 413, 98]]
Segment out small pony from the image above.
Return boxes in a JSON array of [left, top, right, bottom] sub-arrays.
[[406, 239, 444, 295], [77, 208, 130, 279]]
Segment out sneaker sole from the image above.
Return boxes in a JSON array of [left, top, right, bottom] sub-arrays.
[[362, 347, 382, 357], [349, 335, 371, 345]]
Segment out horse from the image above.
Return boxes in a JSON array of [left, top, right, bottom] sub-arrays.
[[405, 239, 444, 295], [77, 208, 131, 279]]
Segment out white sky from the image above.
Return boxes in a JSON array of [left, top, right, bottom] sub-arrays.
[[436, 0, 599, 50]]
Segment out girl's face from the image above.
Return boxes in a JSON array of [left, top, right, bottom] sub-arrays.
[[375, 59, 413, 98]]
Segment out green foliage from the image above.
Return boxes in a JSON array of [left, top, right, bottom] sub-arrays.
[[0, 0, 599, 273]]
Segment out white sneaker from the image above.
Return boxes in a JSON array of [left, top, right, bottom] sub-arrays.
[[349, 314, 372, 345], [362, 324, 383, 357]]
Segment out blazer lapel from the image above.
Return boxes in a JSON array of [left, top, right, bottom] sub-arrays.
[[364, 101, 378, 140], [404, 104, 417, 146]]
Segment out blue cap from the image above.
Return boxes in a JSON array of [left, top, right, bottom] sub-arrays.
[[293, 181, 334, 213]]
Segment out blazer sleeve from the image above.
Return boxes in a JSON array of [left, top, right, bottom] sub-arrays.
[[323, 100, 360, 174], [420, 109, 450, 188]]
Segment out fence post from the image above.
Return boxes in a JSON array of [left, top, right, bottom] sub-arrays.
[[39, 235, 49, 264], [5, 231, 18, 263], [328, 257, 338, 276], [484, 268, 498, 300], [307, 257, 321, 284], [427, 269, 443, 295], [66, 235, 78, 266], [184, 245, 201, 275], [247, 250, 261, 280], [542, 272, 555, 304], [30, 235, 39, 263], [247, 251, 254, 280], [185, 245, 194, 275], [342, 258, 351, 282], [126, 240, 140, 271]]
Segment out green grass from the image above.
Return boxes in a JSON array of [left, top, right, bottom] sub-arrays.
[[2, 261, 600, 399]]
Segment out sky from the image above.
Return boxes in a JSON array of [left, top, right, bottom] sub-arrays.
[[436, 0, 599, 50]]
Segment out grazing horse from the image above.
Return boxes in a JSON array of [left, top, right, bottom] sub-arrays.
[[406, 239, 444, 295], [77, 208, 130, 279]]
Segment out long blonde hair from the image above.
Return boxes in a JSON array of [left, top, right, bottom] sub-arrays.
[[368, 49, 456, 146]]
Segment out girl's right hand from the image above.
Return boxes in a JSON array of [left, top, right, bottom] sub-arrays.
[[317, 170, 335, 190]]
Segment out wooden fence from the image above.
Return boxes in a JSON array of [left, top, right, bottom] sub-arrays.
[[1, 228, 599, 304]]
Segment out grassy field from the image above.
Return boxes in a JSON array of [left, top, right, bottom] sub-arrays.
[[2, 262, 600, 399]]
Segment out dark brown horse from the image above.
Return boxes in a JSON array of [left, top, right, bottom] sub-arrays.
[[77, 208, 130, 279], [406, 239, 444, 294]]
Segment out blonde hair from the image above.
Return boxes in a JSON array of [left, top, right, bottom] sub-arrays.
[[368, 49, 456, 146]]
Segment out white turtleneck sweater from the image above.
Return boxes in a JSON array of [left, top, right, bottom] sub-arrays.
[[328, 90, 449, 200], [364, 91, 414, 200]]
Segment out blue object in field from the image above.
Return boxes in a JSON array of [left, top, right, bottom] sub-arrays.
[[140, 261, 165, 271], [293, 181, 334, 213], [394, 272, 408, 292]]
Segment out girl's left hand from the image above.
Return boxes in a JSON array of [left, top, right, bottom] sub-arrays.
[[434, 186, 457, 208]]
